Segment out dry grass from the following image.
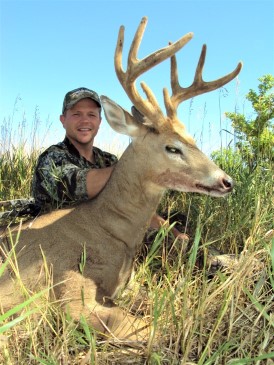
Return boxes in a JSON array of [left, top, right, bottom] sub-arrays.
[[0, 101, 273, 364], [1, 206, 273, 364]]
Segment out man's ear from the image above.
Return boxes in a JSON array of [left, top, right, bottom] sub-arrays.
[[60, 114, 65, 128], [100, 95, 149, 138]]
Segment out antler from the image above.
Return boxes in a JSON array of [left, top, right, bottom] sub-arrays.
[[115, 16, 193, 123], [115, 16, 243, 123], [164, 44, 243, 119]]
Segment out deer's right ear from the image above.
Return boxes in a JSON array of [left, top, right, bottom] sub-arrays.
[[101, 96, 149, 138]]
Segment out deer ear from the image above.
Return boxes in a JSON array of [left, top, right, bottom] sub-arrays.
[[131, 106, 146, 123], [101, 95, 149, 137]]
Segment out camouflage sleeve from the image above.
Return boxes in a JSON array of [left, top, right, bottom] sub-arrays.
[[33, 150, 89, 207]]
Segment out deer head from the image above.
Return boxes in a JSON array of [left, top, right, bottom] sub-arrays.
[[101, 17, 243, 197]]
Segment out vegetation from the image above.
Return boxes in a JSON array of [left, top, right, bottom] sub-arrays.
[[0, 76, 273, 364], [221, 74, 273, 172]]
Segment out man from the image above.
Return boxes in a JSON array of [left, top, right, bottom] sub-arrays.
[[32, 87, 117, 211], [32, 87, 187, 239]]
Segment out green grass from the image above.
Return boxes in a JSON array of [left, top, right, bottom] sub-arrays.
[[0, 146, 39, 200], [0, 110, 273, 364]]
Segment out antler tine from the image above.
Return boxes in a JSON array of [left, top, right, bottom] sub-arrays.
[[114, 17, 160, 119], [165, 44, 243, 118], [115, 16, 194, 121]]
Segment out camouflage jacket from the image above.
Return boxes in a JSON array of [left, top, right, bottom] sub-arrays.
[[31, 137, 118, 211], [0, 138, 118, 226]]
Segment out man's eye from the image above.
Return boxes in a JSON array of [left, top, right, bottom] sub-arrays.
[[165, 146, 183, 155]]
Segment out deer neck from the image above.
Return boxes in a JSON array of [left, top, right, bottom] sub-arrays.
[[92, 143, 164, 251]]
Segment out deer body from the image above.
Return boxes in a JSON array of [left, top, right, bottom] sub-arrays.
[[0, 17, 242, 342], [0, 142, 165, 340]]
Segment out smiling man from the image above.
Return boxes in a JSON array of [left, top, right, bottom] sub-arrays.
[[32, 87, 118, 210]]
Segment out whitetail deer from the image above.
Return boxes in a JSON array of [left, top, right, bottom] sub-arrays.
[[0, 17, 242, 342]]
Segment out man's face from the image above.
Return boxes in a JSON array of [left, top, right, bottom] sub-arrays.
[[60, 98, 101, 148]]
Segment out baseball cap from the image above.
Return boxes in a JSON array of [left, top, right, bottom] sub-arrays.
[[62, 87, 101, 113]]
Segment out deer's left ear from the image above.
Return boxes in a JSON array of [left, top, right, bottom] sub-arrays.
[[101, 95, 149, 137]]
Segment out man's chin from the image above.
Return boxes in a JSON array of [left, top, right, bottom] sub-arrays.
[[68, 135, 94, 147], [76, 133, 94, 144]]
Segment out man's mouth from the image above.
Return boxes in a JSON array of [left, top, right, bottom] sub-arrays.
[[78, 127, 93, 132]]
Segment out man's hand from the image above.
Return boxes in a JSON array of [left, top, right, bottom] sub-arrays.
[[150, 213, 189, 242], [86, 166, 115, 199]]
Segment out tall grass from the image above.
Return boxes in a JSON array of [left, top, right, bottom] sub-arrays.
[[0, 146, 39, 200], [0, 99, 51, 200], [0, 102, 273, 364]]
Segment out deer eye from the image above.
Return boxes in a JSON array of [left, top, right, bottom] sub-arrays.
[[165, 146, 183, 155]]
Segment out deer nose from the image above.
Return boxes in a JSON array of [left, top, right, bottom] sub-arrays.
[[222, 177, 234, 191]]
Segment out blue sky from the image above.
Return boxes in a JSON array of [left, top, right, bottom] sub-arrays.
[[0, 0, 273, 155]]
